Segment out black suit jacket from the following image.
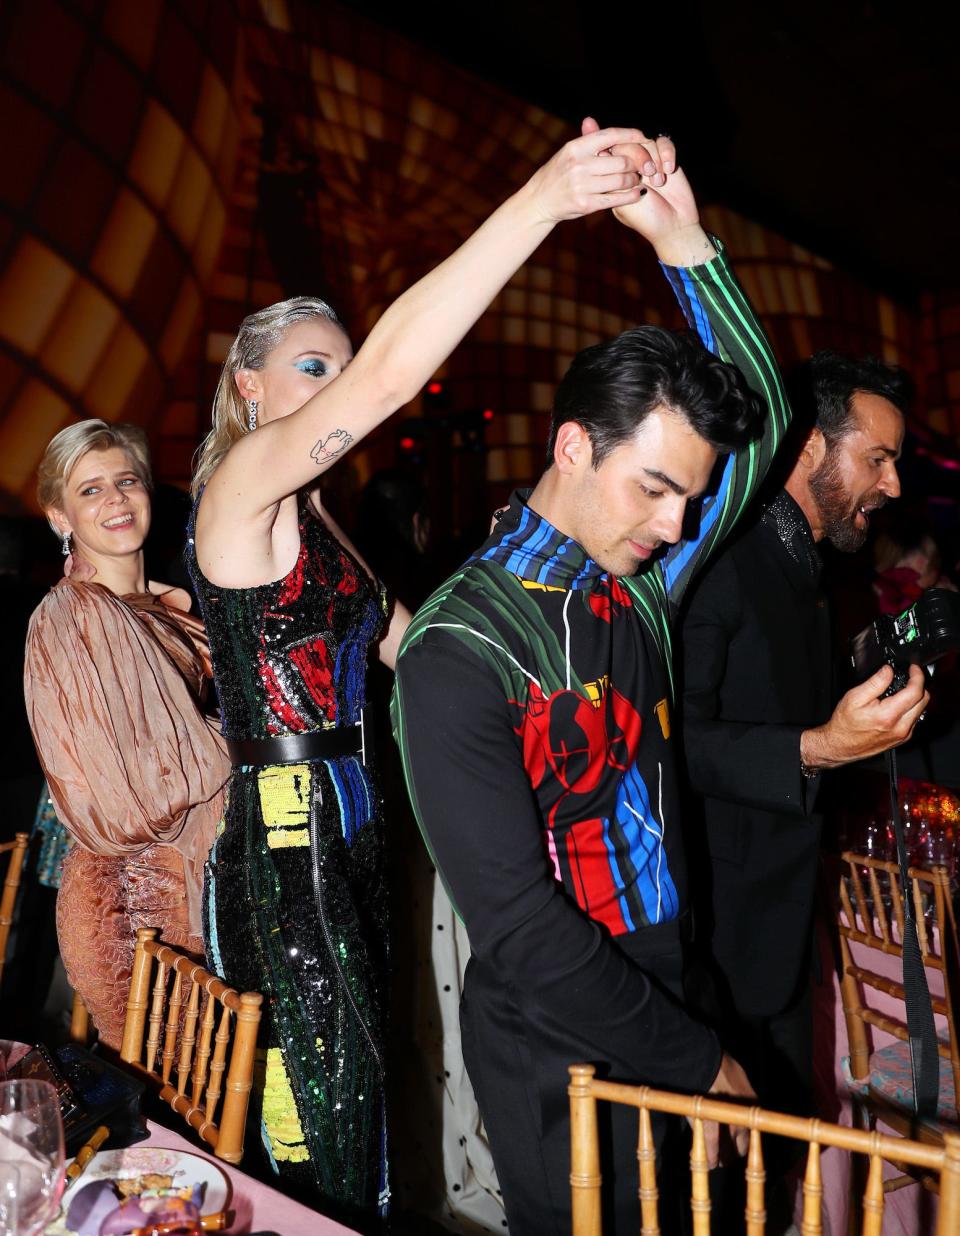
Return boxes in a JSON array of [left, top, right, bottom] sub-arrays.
[[679, 511, 833, 1019]]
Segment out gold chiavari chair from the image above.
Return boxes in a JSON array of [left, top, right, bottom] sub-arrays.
[[0, 832, 29, 984], [838, 851, 960, 1137], [568, 1063, 960, 1236], [119, 927, 262, 1164]]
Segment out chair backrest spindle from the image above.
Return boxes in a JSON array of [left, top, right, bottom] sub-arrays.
[[145, 960, 168, 1073], [69, 990, 90, 1044], [862, 1151, 884, 1236], [800, 1139, 822, 1236], [568, 1064, 602, 1236], [0, 833, 29, 984], [206, 1004, 232, 1120], [689, 1112, 711, 1236], [745, 1125, 766, 1236], [889, 872, 905, 939], [637, 1102, 659, 1236], [868, 868, 889, 942], [850, 864, 871, 935], [912, 876, 930, 957], [193, 989, 216, 1105], [118, 928, 261, 1163], [161, 970, 183, 1083], [178, 980, 201, 1094]]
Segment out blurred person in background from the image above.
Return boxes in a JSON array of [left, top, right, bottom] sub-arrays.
[[871, 509, 960, 788], [872, 510, 957, 615], [354, 467, 434, 611]]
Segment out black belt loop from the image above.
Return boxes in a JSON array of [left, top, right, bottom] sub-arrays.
[[227, 705, 371, 769]]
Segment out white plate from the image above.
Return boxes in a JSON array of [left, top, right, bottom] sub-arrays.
[[48, 1146, 231, 1236]]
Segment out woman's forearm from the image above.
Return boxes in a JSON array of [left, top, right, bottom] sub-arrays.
[[348, 180, 556, 410], [203, 125, 645, 514]]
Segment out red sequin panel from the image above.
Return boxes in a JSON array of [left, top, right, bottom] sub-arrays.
[[288, 637, 337, 724], [258, 651, 308, 732]]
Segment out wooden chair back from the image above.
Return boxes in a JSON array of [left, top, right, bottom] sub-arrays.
[[119, 927, 262, 1164], [838, 850, 960, 1109], [0, 832, 29, 984], [69, 990, 90, 1044], [568, 1063, 960, 1235]]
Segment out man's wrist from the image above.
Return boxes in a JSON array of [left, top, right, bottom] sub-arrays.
[[654, 224, 717, 268], [800, 725, 841, 774]]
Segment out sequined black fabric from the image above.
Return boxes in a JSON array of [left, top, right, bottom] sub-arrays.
[[762, 489, 821, 583], [186, 500, 389, 1216]]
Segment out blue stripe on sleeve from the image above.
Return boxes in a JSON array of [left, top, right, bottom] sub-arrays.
[[677, 267, 716, 355], [661, 452, 734, 596]]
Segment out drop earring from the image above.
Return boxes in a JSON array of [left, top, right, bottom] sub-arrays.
[[248, 400, 258, 432], [61, 531, 73, 556]]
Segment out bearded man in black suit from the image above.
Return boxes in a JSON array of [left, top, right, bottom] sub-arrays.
[[679, 352, 928, 1116]]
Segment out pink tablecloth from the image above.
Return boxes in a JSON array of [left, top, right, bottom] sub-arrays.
[[139, 1119, 359, 1236], [808, 921, 942, 1235]]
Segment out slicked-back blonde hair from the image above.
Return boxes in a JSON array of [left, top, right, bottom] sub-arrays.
[[37, 420, 152, 535], [191, 295, 343, 497]]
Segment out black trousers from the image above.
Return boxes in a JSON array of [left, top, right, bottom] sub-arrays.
[[461, 932, 694, 1236], [685, 938, 815, 1120]]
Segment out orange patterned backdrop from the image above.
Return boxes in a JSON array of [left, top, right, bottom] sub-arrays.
[[1, 0, 957, 525]]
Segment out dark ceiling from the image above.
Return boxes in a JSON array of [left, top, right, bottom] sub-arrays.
[[341, 0, 958, 304]]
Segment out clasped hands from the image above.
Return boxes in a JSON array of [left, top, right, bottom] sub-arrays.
[[524, 117, 713, 270], [525, 118, 680, 221]]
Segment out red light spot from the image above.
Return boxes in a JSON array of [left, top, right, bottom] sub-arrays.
[[482, 408, 495, 421], [427, 381, 443, 395], [399, 436, 416, 450]]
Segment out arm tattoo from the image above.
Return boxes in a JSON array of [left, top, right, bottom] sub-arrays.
[[310, 427, 354, 465]]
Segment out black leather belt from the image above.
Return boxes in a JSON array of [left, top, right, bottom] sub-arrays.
[[226, 707, 371, 768]]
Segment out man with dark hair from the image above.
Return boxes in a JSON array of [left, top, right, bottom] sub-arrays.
[[392, 129, 787, 1236], [547, 322, 765, 464], [679, 347, 927, 1129]]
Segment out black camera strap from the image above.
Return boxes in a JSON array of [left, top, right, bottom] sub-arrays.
[[887, 746, 940, 1117]]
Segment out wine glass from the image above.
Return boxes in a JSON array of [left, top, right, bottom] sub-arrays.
[[0, 1080, 65, 1236], [0, 1163, 19, 1236]]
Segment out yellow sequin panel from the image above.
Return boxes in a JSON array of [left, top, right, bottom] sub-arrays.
[[262, 1047, 309, 1163], [257, 763, 311, 849], [655, 698, 671, 741]]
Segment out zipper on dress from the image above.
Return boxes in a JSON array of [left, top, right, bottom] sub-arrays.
[[308, 775, 385, 1079]]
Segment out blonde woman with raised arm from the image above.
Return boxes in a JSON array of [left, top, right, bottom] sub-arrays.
[[186, 123, 645, 1218]]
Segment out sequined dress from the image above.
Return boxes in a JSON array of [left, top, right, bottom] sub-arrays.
[[186, 500, 389, 1216]]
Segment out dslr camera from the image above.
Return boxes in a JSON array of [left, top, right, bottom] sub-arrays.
[[851, 587, 960, 697]]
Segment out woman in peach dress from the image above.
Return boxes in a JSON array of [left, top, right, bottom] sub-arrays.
[[24, 419, 229, 1048]]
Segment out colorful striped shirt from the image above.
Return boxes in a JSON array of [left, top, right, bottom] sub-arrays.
[[391, 242, 789, 1089]]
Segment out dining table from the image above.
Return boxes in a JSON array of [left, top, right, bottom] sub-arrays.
[[61, 1117, 361, 1236]]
